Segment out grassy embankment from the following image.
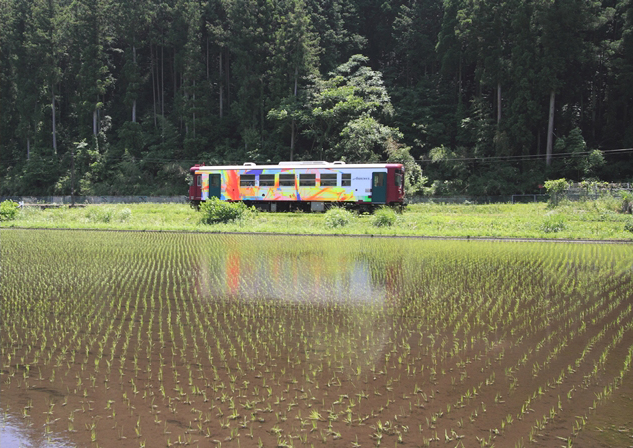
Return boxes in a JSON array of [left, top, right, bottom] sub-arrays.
[[1, 198, 632, 240]]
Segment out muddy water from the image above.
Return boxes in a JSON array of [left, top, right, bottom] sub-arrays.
[[1, 230, 632, 447]]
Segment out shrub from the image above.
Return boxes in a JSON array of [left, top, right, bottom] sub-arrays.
[[621, 191, 633, 214], [324, 207, 354, 228], [199, 198, 251, 224], [540, 213, 567, 233], [0, 200, 20, 221], [544, 178, 570, 207], [86, 206, 115, 223], [118, 207, 132, 222], [86, 206, 133, 223], [372, 207, 397, 227], [624, 217, 633, 233]]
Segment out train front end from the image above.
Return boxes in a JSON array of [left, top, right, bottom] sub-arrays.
[[189, 164, 202, 207]]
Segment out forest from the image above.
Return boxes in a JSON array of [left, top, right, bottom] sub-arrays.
[[1, 0, 632, 197]]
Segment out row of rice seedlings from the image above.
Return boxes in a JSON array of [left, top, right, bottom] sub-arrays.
[[1, 230, 631, 446], [390, 242, 624, 438]]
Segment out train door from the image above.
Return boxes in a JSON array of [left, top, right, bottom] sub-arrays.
[[209, 173, 221, 199], [372, 172, 387, 203]]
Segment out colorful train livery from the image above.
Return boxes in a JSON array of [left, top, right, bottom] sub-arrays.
[[189, 161, 405, 211]]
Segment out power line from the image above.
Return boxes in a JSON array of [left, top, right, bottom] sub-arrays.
[[57, 147, 633, 165], [415, 147, 633, 164]]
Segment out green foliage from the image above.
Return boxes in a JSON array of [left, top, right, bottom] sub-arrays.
[[1, 0, 633, 197], [544, 179, 570, 207], [118, 207, 132, 222], [624, 217, 633, 233], [555, 128, 606, 180], [199, 198, 251, 225], [86, 206, 133, 224], [301, 55, 401, 161], [372, 207, 397, 227], [335, 114, 400, 162], [386, 139, 429, 196], [86, 207, 115, 223], [324, 207, 354, 228], [0, 200, 20, 221], [620, 191, 633, 214], [540, 213, 567, 233], [5, 201, 633, 239]]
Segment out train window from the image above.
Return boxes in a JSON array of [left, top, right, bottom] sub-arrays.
[[210, 174, 220, 187], [279, 173, 295, 187], [299, 174, 316, 186], [196, 175, 202, 187], [341, 173, 351, 187], [240, 175, 256, 187], [395, 171, 403, 187], [259, 174, 275, 186], [373, 172, 385, 187], [320, 173, 337, 187]]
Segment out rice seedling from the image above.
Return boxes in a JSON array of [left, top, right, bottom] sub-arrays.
[[1, 229, 631, 446]]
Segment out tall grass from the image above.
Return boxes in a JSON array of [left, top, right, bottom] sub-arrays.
[[1, 199, 632, 239]]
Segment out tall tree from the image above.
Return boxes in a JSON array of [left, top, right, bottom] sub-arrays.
[[300, 54, 400, 161], [391, 0, 443, 85], [0, 0, 19, 168], [30, 0, 66, 154], [268, 0, 320, 160], [71, 0, 114, 139], [227, 0, 276, 156], [536, 0, 593, 165], [305, 0, 366, 72]]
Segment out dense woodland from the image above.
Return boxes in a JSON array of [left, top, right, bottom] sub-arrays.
[[1, 0, 632, 197]]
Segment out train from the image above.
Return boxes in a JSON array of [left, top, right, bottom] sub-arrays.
[[189, 161, 405, 212]]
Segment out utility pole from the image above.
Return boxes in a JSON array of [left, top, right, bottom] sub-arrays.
[[71, 144, 75, 207]]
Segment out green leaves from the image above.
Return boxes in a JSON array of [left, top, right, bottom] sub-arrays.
[[300, 55, 399, 161], [0, 200, 20, 221], [544, 178, 570, 207], [199, 197, 253, 224]]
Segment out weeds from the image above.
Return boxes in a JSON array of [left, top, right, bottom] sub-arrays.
[[324, 207, 354, 228]]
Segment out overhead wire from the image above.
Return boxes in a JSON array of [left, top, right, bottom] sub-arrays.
[[59, 147, 633, 165]]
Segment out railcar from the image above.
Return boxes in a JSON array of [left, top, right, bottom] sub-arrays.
[[189, 161, 405, 212]]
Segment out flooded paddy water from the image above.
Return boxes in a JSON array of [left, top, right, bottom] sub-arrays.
[[1, 229, 632, 447]]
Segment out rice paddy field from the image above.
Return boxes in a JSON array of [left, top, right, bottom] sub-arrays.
[[1, 229, 632, 447]]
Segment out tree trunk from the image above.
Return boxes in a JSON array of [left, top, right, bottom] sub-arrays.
[[51, 84, 57, 154], [219, 53, 223, 118], [132, 43, 137, 123], [181, 76, 185, 133], [161, 44, 165, 117], [591, 81, 596, 140], [458, 55, 463, 104], [290, 67, 298, 161], [151, 44, 157, 127], [290, 119, 295, 161], [260, 78, 264, 148], [71, 145, 75, 206], [27, 137, 31, 161], [93, 95, 98, 136], [497, 82, 502, 125], [546, 89, 555, 166], [225, 48, 230, 107]]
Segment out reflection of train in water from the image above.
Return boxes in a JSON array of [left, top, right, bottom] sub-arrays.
[[189, 161, 405, 211]]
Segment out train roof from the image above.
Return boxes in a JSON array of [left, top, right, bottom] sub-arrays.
[[192, 161, 403, 171]]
